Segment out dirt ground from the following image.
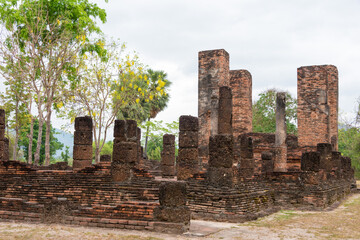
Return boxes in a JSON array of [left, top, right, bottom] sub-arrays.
[[0, 183, 359, 240]]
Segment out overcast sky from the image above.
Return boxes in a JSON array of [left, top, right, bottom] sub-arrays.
[[90, 0, 360, 124]]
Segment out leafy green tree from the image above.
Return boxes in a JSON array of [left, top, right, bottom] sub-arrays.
[[253, 89, 297, 135], [0, 0, 107, 165], [62, 39, 167, 162], [18, 119, 63, 165], [140, 120, 179, 161], [92, 140, 113, 158]]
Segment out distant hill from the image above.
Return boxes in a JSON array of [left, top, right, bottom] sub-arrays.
[[53, 129, 74, 158]]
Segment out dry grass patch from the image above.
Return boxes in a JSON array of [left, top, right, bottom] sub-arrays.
[[240, 194, 360, 239]]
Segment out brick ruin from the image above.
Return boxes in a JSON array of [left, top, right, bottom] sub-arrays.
[[0, 49, 357, 233]]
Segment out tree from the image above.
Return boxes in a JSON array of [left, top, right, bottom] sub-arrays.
[[62, 39, 168, 163], [253, 89, 297, 135], [0, 0, 107, 165], [60, 146, 70, 163], [18, 119, 63, 165]]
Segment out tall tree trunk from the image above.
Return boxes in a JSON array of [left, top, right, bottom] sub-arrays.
[[34, 118, 44, 166], [27, 116, 34, 164], [44, 110, 51, 166], [95, 146, 100, 163], [12, 99, 19, 161], [144, 117, 151, 158]]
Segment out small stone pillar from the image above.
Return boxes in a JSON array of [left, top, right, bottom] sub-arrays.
[[218, 86, 232, 135], [154, 182, 190, 234], [111, 120, 138, 182], [261, 152, 273, 174], [239, 135, 254, 179], [274, 92, 287, 172], [177, 115, 199, 180], [0, 109, 6, 161], [73, 116, 93, 170], [317, 143, 333, 172], [161, 134, 176, 178], [208, 134, 234, 187], [100, 154, 111, 162], [136, 127, 142, 164]]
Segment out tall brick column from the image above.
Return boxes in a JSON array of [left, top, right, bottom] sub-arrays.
[[111, 120, 138, 182], [177, 116, 199, 180], [297, 65, 338, 150], [198, 49, 230, 165], [0, 110, 6, 161], [161, 134, 176, 178], [208, 134, 234, 187], [73, 116, 93, 170], [230, 70, 253, 136], [153, 182, 190, 233], [274, 92, 287, 172]]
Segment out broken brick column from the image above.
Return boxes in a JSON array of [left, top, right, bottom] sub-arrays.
[[111, 120, 138, 182], [274, 92, 287, 172], [208, 134, 234, 187], [154, 182, 190, 234], [161, 134, 176, 178], [297, 65, 338, 150], [198, 49, 230, 165], [177, 115, 199, 180], [73, 116, 93, 170], [136, 127, 142, 165], [238, 135, 254, 179]]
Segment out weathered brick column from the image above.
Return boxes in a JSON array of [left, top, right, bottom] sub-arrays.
[[198, 49, 230, 165], [111, 120, 138, 182], [239, 135, 254, 179], [154, 181, 190, 234], [73, 116, 93, 170], [274, 92, 287, 172], [136, 127, 142, 165], [208, 134, 234, 187], [161, 134, 176, 178], [218, 86, 232, 135], [230, 70, 253, 136], [297, 65, 338, 150], [177, 115, 199, 180]]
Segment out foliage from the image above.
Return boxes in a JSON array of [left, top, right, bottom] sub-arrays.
[[140, 120, 179, 161], [92, 140, 113, 157], [253, 89, 297, 135], [338, 126, 360, 179], [60, 146, 70, 163], [18, 119, 63, 165], [0, 0, 108, 165]]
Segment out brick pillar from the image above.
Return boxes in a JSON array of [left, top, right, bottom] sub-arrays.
[[239, 135, 254, 179], [297, 65, 338, 150], [177, 115, 199, 180], [317, 143, 333, 172], [161, 134, 176, 178], [198, 49, 230, 165], [154, 182, 190, 234], [208, 134, 234, 187], [274, 92, 287, 172], [73, 116, 93, 170], [218, 86, 232, 135], [0, 109, 6, 161], [111, 120, 138, 182], [230, 70, 253, 136]]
